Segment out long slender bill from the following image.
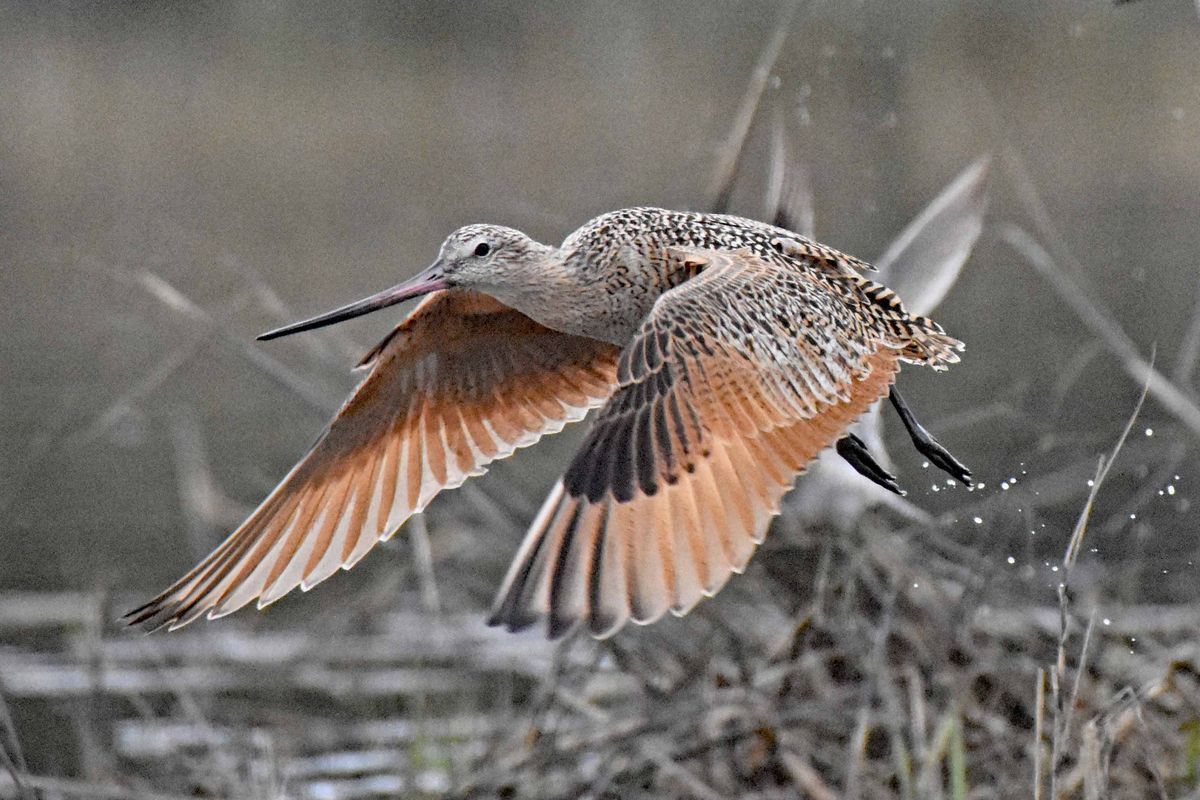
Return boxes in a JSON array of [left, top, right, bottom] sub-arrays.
[[257, 262, 448, 341]]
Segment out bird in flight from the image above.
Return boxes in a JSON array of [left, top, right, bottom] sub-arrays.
[[127, 207, 970, 639]]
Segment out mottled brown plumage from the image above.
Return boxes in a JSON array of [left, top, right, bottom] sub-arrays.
[[127, 207, 965, 638]]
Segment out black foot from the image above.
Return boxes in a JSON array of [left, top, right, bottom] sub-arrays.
[[837, 433, 904, 495], [888, 388, 973, 487]]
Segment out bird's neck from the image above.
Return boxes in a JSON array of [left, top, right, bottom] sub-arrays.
[[474, 250, 577, 332], [479, 249, 633, 345]]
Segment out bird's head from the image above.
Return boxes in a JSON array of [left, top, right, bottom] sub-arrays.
[[257, 223, 550, 341], [433, 224, 551, 292]]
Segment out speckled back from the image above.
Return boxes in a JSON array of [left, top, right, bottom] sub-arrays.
[[552, 207, 953, 362]]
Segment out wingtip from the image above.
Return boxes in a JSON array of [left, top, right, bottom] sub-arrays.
[[493, 613, 542, 636], [546, 614, 579, 641], [122, 597, 164, 627], [120, 604, 145, 622], [587, 608, 626, 640], [121, 603, 174, 634]]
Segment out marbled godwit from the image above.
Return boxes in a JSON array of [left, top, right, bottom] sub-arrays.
[[127, 207, 970, 638]]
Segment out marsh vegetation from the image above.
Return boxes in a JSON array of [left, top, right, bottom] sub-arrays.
[[3, 2, 1200, 797]]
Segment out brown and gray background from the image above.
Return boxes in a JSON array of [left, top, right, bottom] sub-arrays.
[[2, 1, 1200, 798]]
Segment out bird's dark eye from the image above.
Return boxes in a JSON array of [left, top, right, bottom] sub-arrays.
[[474, 242, 491, 257]]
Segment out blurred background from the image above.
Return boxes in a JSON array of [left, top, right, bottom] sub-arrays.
[[3, 1, 1200, 798]]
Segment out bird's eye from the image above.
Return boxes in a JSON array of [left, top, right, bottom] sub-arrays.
[[474, 242, 491, 257]]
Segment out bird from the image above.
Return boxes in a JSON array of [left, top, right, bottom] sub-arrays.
[[126, 207, 971, 639]]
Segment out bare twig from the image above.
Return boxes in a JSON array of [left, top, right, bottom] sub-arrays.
[[640, 743, 725, 800], [0, 701, 32, 800], [706, 0, 803, 212], [1062, 361, 1152, 572], [1050, 374, 1150, 793], [407, 514, 442, 615], [1000, 225, 1200, 439], [167, 407, 232, 559], [85, 263, 340, 415], [69, 337, 208, 448], [1064, 610, 1097, 748], [875, 155, 991, 317], [762, 107, 788, 226], [779, 749, 839, 800], [762, 108, 815, 237]]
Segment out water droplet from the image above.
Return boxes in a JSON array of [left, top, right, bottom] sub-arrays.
[[1006, 556, 1016, 565], [1145, 427, 1154, 437], [1168, 485, 1176, 495], [1103, 618, 1111, 626], [973, 516, 983, 524]]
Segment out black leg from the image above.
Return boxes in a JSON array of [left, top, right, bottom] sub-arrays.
[[836, 433, 904, 496], [888, 387, 973, 487]]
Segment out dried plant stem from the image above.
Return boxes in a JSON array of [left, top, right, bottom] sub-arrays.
[[91, 264, 340, 415], [1062, 364, 1151, 573], [0, 690, 29, 800], [1046, 367, 1151, 798], [408, 514, 441, 614], [1000, 225, 1200, 439], [1034, 668, 1047, 800], [706, 0, 803, 212]]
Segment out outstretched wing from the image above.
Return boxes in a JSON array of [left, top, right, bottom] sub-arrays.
[[488, 248, 917, 639], [128, 291, 621, 630]]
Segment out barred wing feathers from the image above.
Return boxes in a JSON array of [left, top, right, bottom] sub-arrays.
[[489, 248, 921, 639], [128, 291, 620, 630]]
